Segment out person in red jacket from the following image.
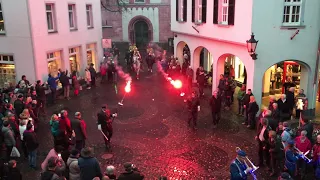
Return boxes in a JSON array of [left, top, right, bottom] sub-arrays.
[[295, 130, 311, 179], [313, 135, 320, 162], [100, 62, 107, 83], [59, 110, 72, 138]]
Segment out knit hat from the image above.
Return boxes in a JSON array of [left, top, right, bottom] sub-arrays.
[[237, 150, 246, 157]]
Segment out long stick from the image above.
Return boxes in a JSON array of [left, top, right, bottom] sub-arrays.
[[99, 130, 109, 141]]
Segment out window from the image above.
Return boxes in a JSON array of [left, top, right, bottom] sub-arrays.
[[134, 0, 145, 2], [192, 0, 206, 23], [0, 2, 5, 33], [221, 0, 228, 24], [86, 4, 93, 28], [179, 0, 183, 21], [283, 0, 302, 26], [68, 4, 77, 30], [213, 0, 234, 25], [46, 4, 56, 32], [177, 0, 187, 22], [197, 0, 202, 22]]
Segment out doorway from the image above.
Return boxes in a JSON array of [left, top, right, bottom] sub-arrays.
[[134, 20, 149, 50]]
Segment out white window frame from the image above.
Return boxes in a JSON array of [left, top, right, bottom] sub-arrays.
[[0, 2, 5, 33], [69, 47, 78, 56], [196, 0, 202, 23], [47, 52, 60, 62], [86, 4, 93, 28], [68, 4, 77, 30], [178, 0, 184, 21], [0, 55, 14, 64], [221, 0, 229, 25], [46, 3, 56, 32], [282, 0, 302, 26], [134, 0, 145, 3]]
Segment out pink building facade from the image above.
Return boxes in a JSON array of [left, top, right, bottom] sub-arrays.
[[101, 0, 173, 48]]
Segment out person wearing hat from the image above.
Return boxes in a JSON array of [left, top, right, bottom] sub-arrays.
[[184, 91, 200, 128], [230, 149, 253, 180], [97, 105, 117, 150], [284, 139, 302, 177], [118, 162, 144, 180]]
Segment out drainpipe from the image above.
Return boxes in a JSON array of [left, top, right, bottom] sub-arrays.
[[316, 36, 320, 102]]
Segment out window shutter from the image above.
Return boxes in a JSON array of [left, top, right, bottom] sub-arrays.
[[192, 0, 195, 22], [213, 0, 218, 24], [183, 0, 187, 22], [202, 0, 207, 23], [176, 0, 179, 21], [228, 0, 235, 25]]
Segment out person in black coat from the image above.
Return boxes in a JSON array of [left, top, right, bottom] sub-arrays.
[[247, 96, 259, 129], [7, 160, 22, 180], [242, 89, 253, 126], [298, 118, 313, 143], [270, 103, 281, 123], [184, 91, 200, 128], [146, 53, 155, 72], [23, 123, 39, 169], [59, 71, 71, 100], [97, 105, 117, 149], [118, 163, 144, 180], [255, 118, 271, 167], [13, 95, 24, 117], [78, 147, 102, 180], [35, 80, 48, 115], [209, 91, 221, 128], [89, 63, 97, 87], [197, 70, 206, 97], [277, 94, 291, 121]]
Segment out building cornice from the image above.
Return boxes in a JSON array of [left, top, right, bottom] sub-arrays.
[[172, 31, 247, 47]]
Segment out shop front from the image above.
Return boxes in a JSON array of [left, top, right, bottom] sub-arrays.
[[47, 51, 62, 78], [86, 43, 96, 69], [0, 54, 16, 88], [69, 47, 81, 73]]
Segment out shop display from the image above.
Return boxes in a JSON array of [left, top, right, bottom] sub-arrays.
[[0, 64, 16, 88]]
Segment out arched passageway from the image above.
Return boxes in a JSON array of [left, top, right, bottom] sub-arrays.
[[176, 41, 190, 65], [216, 54, 247, 85], [261, 60, 311, 117], [193, 46, 212, 73]]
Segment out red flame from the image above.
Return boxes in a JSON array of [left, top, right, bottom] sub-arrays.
[[173, 80, 182, 89], [125, 81, 131, 93]]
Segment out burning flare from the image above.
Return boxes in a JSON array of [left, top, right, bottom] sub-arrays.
[[125, 81, 131, 93]]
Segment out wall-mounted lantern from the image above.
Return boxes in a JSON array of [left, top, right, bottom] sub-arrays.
[[246, 33, 258, 60]]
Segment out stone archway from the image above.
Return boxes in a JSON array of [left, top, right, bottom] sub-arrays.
[[261, 60, 312, 113], [216, 54, 247, 86], [128, 15, 153, 49], [176, 41, 190, 64]]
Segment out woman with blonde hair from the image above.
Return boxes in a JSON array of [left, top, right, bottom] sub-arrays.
[[19, 109, 34, 158], [50, 114, 60, 139]]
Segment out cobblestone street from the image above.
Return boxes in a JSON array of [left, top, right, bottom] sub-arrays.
[[21, 71, 299, 180]]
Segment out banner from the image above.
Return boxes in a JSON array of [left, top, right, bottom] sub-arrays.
[[102, 39, 112, 48]]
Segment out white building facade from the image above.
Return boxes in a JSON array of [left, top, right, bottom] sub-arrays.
[[172, 0, 320, 115], [0, 0, 103, 86]]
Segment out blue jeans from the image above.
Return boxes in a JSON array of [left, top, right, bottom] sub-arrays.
[[28, 150, 37, 168]]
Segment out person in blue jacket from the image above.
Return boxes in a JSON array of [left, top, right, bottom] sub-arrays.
[[47, 72, 60, 104], [230, 149, 253, 180], [284, 139, 302, 177]]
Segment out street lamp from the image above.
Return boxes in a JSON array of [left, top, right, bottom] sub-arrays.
[[246, 33, 258, 60]]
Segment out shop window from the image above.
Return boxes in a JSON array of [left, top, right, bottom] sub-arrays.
[[86, 44, 96, 68], [0, 55, 16, 88], [69, 47, 80, 73], [47, 51, 62, 77]]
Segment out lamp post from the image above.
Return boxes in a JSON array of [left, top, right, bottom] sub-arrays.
[[246, 33, 258, 60]]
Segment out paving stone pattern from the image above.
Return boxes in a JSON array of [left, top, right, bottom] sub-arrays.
[[21, 72, 309, 180]]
